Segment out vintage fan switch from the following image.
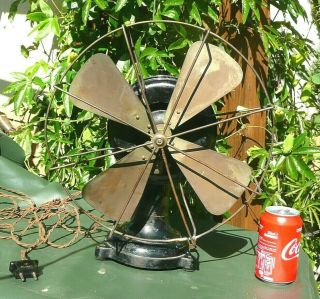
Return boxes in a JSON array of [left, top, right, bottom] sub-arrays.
[[9, 260, 39, 282]]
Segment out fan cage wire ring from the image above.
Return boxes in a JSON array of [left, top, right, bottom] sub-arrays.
[[44, 20, 275, 244]]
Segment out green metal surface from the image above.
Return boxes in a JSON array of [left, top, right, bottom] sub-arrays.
[[0, 132, 25, 166], [0, 224, 318, 299], [0, 156, 67, 207], [0, 136, 318, 299]]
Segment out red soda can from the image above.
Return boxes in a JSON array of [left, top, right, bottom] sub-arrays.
[[255, 206, 303, 284]]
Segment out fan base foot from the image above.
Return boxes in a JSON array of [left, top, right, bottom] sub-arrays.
[[95, 236, 198, 271]]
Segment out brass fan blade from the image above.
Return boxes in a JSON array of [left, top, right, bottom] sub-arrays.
[[83, 146, 155, 222], [165, 42, 243, 129], [69, 53, 150, 132], [169, 138, 251, 215]]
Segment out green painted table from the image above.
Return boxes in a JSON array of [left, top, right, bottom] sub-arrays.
[[0, 223, 318, 299], [0, 136, 318, 299]]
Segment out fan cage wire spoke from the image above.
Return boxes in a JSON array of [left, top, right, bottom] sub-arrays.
[[160, 149, 193, 241], [49, 141, 153, 171], [108, 147, 157, 239], [162, 29, 210, 135], [168, 106, 273, 140], [168, 143, 260, 196], [253, 176, 262, 194], [53, 85, 152, 138], [44, 20, 275, 243], [58, 146, 122, 160], [179, 183, 197, 238], [122, 25, 158, 134], [214, 106, 266, 117]]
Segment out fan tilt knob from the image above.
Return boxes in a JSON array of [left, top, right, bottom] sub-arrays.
[[152, 133, 167, 149]]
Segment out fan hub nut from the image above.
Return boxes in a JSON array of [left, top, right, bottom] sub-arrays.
[[152, 133, 167, 149]]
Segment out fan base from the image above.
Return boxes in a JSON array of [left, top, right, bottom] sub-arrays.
[[95, 236, 198, 271]]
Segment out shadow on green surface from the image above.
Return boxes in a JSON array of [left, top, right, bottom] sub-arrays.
[[198, 229, 256, 263]]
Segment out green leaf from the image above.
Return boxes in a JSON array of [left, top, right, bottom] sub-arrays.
[[82, 127, 93, 142], [207, 6, 218, 22], [248, 0, 260, 21], [168, 38, 188, 51], [190, 2, 201, 25], [292, 133, 306, 150], [292, 147, 320, 155], [313, 114, 320, 125], [149, 57, 158, 70], [26, 63, 41, 78], [274, 108, 285, 122], [283, 133, 294, 154], [259, 29, 269, 52], [13, 83, 29, 113], [161, 9, 179, 20], [39, 0, 53, 17], [29, 19, 51, 41], [82, 0, 92, 25], [94, 0, 107, 9], [311, 73, 320, 85], [135, 36, 142, 57], [20, 45, 29, 58], [17, 128, 32, 157], [11, 72, 28, 80], [274, 155, 285, 171], [50, 17, 60, 36], [176, 25, 187, 38], [223, 211, 232, 219], [161, 62, 179, 76], [262, 196, 273, 210], [300, 82, 312, 102], [263, 28, 279, 49], [285, 156, 298, 180], [242, 0, 250, 24], [139, 62, 150, 78], [27, 12, 47, 22], [9, 0, 21, 20], [24, 83, 33, 105], [156, 51, 170, 58], [291, 156, 315, 180], [163, 0, 184, 6], [215, 139, 231, 154], [114, 0, 127, 12], [38, 59, 49, 73], [63, 93, 73, 117], [291, 53, 304, 66], [3, 81, 26, 94], [140, 47, 158, 58], [33, 77, 46, 89], [153, 14, 166, 31], [247, 146, 268, 159]]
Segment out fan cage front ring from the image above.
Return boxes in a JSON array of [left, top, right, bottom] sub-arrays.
[[44, 20, 275, 244]]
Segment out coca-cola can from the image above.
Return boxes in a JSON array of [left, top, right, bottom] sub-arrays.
[[255, 206, 303, 284]]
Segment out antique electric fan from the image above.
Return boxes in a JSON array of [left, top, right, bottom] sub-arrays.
[[46, 21, 273, 271]]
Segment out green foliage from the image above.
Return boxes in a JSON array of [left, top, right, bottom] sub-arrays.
[[6, 0, 221, 188], [4, 0, 320, 288], [310, 0, 320, 34]]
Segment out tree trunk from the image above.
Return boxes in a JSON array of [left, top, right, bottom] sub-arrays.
[[217, 1, 270, 231]]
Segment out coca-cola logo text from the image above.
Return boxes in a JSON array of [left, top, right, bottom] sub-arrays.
[[281, 238, 300, 261]]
